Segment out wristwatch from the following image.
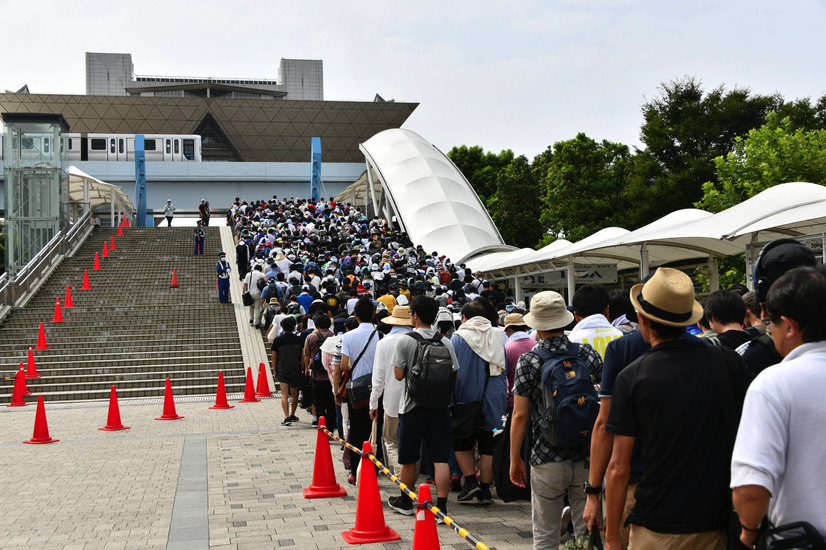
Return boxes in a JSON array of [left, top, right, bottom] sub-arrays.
[[583, 481, 603, 495]]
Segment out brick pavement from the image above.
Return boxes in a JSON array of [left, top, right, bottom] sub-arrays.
[[0, 395, 538, 549]]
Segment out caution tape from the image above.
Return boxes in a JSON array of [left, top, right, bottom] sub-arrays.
[[322, 427, 491, 550]]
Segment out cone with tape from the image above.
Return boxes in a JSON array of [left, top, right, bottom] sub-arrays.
[[303, 416, 347, 499], [52, 298, 64, 323], [23, 395, 59, 444], [412, 483, 440, 549], [155, 378, 184, 420], [19, 364, 32, 396], [209, 371, 234, 410], [99, 386, 129, 431], [36, 322, 49, 350], [341, 441, 400, 544], [238, 367, 260, 403], [26, 347, 41, 379], [255, 362, 273, 398]]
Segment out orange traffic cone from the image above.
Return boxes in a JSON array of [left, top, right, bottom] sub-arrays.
[[81, 269, 91, 290], [52, 298, 64, 323], [19, 364, 32, 396], [341, 441, 400, 544], [412, 483, 440, 549], [117, 223, 123, 237], [155, 378, 184, 420], [36, 322, 49, 350], [124, 216, 130, 228], [238, 367, 260, 403], [209, 371, 234, 410], [93, 252, 101, 271], [64, 285, 73, 308], [255, 362, 273, 398], [99, 386, 129, 431], [304, 416, 347, 499], [110, 235, 117, 251], [23, 395, 59, 444], [170, 268, 179, 288], [26, 347, 41, 379], [102, 241, 109, 258], [8, 369, 28, 407]]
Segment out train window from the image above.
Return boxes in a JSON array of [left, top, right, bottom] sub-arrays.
[[20, 137, 34, 150], [44, 138, 50, 153], [166, 139, 171, 154], [91, 138, 106, 150], [174, 139, 179, 154], [144, 139, 157, 151], [68, 138, 74, 150], [119, 139, 124, 154], [183, 139, 195, 159], [110, 139, 116, 154]]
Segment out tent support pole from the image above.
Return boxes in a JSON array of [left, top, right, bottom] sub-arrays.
[[708, 256, 719, 292], [567, 259, 575, 305]]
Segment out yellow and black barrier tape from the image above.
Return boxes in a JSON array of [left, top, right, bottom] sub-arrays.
[[321, 426, 491, 550]]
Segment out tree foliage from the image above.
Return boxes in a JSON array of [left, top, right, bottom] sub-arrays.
[[697, 113, 826, 212], [488, 155, 544, 248]]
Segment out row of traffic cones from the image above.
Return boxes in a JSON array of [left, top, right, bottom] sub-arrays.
[[303, 417, 441, 547]]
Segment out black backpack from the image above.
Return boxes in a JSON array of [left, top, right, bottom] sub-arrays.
[[311, 332, 327, 374], [286, 302, 301, 315], [530, 343, 599, 448], [256, 276, 267, 291], [405, 332, 454, 408]]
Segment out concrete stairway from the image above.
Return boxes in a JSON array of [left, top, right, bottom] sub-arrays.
[[0, 226, 248, 403]]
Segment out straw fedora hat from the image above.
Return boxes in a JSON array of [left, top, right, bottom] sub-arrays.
[[381, 305, 413, 326], [523, 291, 573, 331], [629, 267, 703, 327]]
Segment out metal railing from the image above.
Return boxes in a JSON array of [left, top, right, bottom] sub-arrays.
[[0, 209, 94, 319]]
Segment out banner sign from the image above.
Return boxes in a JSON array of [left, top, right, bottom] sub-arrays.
[[519, 264, 618, 288]]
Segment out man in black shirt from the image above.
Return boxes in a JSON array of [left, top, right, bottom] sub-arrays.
[[604, 268, 749, 550], [703, 289, 752, 349]]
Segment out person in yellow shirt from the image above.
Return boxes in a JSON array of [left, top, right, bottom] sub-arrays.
[[377, 286, 397, 314]]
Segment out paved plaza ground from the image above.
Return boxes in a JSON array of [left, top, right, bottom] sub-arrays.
[[0, 394, 537, 549]]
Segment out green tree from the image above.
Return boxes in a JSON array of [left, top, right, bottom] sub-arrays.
[[488, 155, 544, 248], [540, 133, 635, 242], [633, 77, 779, 225], [447, 145, 514, 206], [697, 113, 826, 212]]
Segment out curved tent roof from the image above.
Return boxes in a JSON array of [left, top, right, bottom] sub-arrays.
[[68, 166, 132, 212], [359, 129, 513, 264]]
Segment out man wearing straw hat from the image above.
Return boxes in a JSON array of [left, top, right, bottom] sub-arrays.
[[603, 268, 750, 550], [369, 304, 414, 479]]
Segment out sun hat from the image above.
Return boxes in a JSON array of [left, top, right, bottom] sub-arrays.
[[503, 313, 527, 330], [629, 267, 703, 327], [523, 291, 574, 331], [382, 305, 413, 326], [396, 294, 409, 306], [269, 298, 279, 305]]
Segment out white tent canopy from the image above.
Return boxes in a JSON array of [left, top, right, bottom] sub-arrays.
[[473, 182, 826, 298], [359, 129, 514, 265], [68, 166, 132, 214]]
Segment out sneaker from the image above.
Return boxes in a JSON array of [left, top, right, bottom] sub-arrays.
[[450, 476, 462, 492], [424, 478, 436, 485], [560, 505, 572, 537], [388, 495, 414, 516], [347, 474, 357, 486], [280, 418, 292, 426], [435, 514, 445, 525], [477, 487, 492, 505], [311, 419, 318, 428], [288, 415, 299, 422], [457, 481, 482, 502]]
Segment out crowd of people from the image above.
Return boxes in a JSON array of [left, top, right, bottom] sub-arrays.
[[219, 195, 825, 550]]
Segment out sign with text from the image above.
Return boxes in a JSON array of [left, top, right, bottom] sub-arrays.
[[519, 264, 618, 288]]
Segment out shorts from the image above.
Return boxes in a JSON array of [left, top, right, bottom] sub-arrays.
[[397, 406, 452, 465], [277, 369, 301, 389], [452, 429, 494, 455]]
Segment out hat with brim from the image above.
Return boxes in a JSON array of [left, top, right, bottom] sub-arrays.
[[523, 291, 573, 331], [382, 305, 413, 326], [629, 267, 703, 327], [503, 313, 527, 330]]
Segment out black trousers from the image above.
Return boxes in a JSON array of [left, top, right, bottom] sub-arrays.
[[347, 403, 372, 476], [312, 379, 336, 432]]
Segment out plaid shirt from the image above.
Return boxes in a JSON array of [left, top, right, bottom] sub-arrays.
[[513, 334, 603, 465]]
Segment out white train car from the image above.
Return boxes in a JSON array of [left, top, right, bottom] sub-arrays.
[[85, 134, 202, 162]]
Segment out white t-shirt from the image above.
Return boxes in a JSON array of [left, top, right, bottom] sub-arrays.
[[369, 326, 413, 417], [731, 341, 826, 536], [567, 314, 623, 359]]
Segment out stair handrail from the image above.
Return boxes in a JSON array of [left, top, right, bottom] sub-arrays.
[[0, 209, 94, 320]]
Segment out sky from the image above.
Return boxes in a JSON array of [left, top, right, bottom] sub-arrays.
[[1, 0, 825, 159]]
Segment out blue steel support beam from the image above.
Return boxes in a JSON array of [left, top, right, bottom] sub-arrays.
[[134, 135, 146, 226], [311, 137, 321, 202]]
